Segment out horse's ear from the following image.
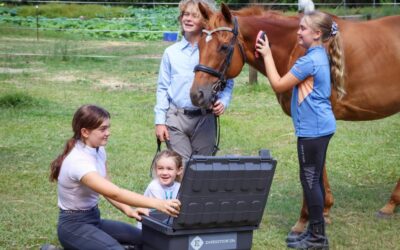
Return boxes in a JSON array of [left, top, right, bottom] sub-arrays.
[[221, 3, 233, 23], [198, 2, 212, 20]]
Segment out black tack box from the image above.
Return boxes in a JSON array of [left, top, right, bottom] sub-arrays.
[[142, 149, 277, 250]]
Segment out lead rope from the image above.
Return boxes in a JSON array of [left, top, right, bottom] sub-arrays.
[[212, 115, 220, 156], [149, 138, 171, 177]]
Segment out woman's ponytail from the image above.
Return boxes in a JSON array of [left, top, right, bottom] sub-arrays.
[[49, 137, 76, 182]]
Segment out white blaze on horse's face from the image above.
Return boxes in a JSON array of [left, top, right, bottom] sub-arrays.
[[202, 27, 232, 43], [205, 34, 212, 42], [191, 22, 239, 108]]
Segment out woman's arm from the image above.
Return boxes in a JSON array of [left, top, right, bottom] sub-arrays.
[[103, 168, 149, 220], [105, 196, 149, 220], [256, 35, 301, 93], [81, 171, 180, 217]]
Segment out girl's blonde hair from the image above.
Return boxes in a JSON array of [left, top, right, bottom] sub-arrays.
[[303, 11, 346, 99], [49, 105, 110, 182], [152, 149, 183, 182]]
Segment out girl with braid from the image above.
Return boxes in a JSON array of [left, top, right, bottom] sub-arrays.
[[257, 11, 345, 250]]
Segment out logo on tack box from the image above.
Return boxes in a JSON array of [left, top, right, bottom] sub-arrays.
[[190, 236, 204, 250], [189, 233, 237, 250]]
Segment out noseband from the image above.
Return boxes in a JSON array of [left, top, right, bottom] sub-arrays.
[[194, 17, 245, 100]]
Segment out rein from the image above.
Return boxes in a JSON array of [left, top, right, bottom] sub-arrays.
[[192, 17, 244, 157], [194, 17, 245, 101]]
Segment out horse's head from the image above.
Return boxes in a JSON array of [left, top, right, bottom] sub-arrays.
[[190, 3, 246, 109]]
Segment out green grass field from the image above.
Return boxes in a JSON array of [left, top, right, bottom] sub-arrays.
[[0, 30, 399, 249]]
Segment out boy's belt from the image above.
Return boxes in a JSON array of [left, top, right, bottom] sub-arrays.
[[183, 108, 213, 116]]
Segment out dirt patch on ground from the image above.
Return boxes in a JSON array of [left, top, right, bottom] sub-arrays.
[[103, 41, 146, 47], [0, 67, 42, 74], [96, 77, 155, 92], [51, 72, 80, 83], [98, 77, 128, 89], [125, 54, 162, 59]]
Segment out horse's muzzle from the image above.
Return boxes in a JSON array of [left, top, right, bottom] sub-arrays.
[[190, 86, 214, 109]]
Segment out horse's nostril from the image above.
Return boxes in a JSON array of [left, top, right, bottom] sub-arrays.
[[190, 89, 204, 106], [198, 90, 204, 99]]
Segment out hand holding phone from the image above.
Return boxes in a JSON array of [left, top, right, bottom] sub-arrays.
[[257, 31, 267, 45], [255, 30, 267, 58]]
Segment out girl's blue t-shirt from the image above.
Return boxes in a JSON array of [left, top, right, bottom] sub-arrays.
[[289, 45, 336, 137]]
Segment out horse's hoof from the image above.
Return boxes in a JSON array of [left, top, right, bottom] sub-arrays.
[[324, 215, 332, 225], [375, 210, 393, 219]]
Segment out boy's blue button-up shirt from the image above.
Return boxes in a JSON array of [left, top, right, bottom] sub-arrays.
[[154, 37, 234, 125]]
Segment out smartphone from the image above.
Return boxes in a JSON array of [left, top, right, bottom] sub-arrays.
[[257, 31, 266, 45], [255, 30, 267, 58]]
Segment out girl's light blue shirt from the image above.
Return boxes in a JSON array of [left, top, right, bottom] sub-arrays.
[[289, 45, 336, 137], [154, 36, 234, 125]]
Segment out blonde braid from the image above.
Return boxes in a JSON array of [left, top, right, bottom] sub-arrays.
[[305, 11, 346, 99], [328, 31, 346, 99]]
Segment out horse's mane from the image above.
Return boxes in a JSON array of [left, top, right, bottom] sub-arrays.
[[205, 6, 299, 40], [231, 6, 299, 22], [231, 6, 265, 17]]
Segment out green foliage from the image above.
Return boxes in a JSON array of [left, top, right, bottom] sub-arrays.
[[1, 4, 399, 41], [0, 6, 17, 16], [17, 4, 126, 18], [0, 5, 180, 40]]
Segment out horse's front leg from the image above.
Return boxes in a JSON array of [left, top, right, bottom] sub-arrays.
[[377, 179, 400, 218], [290, 196, 309, 234], [290, 166, 334, 234], [323, 168, 334, 224]]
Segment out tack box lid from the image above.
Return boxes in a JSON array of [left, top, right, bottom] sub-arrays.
[[170, 149, 277, 231]]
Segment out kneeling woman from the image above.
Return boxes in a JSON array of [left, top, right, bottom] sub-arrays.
[[49, 104, 180, 250]]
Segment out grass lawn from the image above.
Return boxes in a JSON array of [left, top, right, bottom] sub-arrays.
[[0, 31, 399, 249]]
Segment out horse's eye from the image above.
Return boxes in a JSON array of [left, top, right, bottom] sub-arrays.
[[218, 44, 228, 51]]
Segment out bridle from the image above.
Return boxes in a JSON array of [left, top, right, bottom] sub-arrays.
[[194, 17, 245, 100]]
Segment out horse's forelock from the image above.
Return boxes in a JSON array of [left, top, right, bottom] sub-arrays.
[[206, 13, 232, 40]]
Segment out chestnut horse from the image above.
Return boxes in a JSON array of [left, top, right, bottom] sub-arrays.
[[190, 3, 400, 234]]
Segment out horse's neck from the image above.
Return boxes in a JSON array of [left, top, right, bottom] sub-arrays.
[[238, 14, 301, 116]]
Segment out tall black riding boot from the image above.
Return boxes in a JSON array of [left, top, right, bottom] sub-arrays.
[[287, 222, 329, 250]]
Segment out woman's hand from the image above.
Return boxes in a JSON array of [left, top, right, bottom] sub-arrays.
[[125, 207, 150, 221], [256, 33, 272, 58], [156, 199, 181, 217]]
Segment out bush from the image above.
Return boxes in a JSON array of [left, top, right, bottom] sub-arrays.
[[0, 93, 40, 108]]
